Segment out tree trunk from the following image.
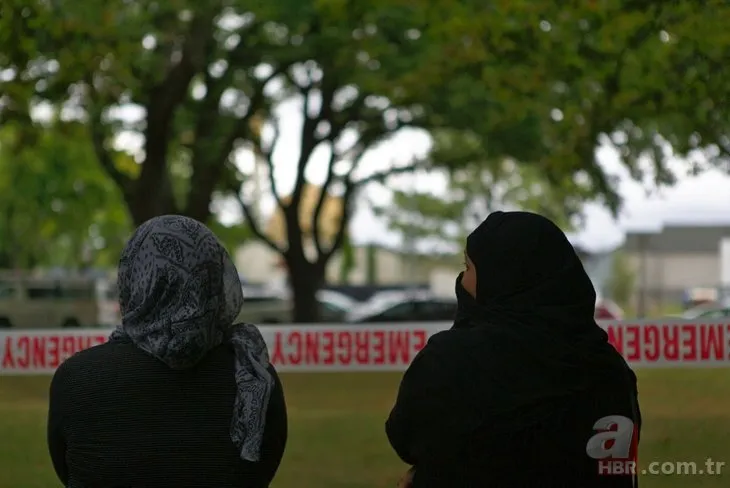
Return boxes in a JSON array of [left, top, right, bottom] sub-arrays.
[[0, 249, 11, 269], [184, 184, 214, 223], [128, 195, 177, 226], [366, 244, 377, 284], [126, 160, 179, 226], [181, 158, 224, 224], [286, 252, 326, 323]]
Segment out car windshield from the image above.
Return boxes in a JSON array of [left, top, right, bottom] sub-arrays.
[[347, 295, 405, 321], [346, 291, 433, 321], [316, 290, 356, 311], [682, 300, 730, 319]]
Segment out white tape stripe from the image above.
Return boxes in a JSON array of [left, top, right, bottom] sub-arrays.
[[1, 320, 729, 374]]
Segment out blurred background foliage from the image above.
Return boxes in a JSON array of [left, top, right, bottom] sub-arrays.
[[1, 0, 729, 319]]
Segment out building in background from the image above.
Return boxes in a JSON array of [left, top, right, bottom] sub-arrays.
[[234, 241, 459, 289], [623, 224, 730, 314], [326, 245, 459, 287], [234, 221, 730, 318], [234, 227, 622, 298]]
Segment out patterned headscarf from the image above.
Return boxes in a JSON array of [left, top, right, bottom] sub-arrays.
[[109, 215, 274, 462]]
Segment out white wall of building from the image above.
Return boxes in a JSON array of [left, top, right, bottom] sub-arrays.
[[234, 242, 460, 288]]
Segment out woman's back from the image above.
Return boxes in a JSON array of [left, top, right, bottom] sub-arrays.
[[48, 340, 287, 488], [386, 327, 637, 487], [386, 212, 641, 488]]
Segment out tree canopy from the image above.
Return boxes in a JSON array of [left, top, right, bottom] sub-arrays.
[[382, 0, 730, 250], [1, 0, 729, 320], [0, 122, 130, 268]]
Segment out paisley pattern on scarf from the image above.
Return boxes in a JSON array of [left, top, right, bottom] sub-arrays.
[[109, 215, 273, 462]]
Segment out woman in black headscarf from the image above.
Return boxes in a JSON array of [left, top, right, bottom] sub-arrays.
[[386, 211, 641, 488], [47, 215, 287, 488]]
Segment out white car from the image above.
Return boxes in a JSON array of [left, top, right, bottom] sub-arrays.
[[346, 290, 456, 323], [237, 287, 358, 323], [680, 300, 730, 320]]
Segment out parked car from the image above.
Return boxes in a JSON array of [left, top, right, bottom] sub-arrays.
[[346, 292, 626, 324], [346, 290, 631, 323], [594, 298, 624, 320], [680, 300, 730, 319], [346, 291, 457, 323], [0, 275, 108, 329], [237, 290, 291, 324], [317, 290, 358, 322], [237, 287, 358, 323]]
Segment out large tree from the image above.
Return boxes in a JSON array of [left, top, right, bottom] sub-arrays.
[[220, 2, 555, 320], [4, 0, 729, 321], [0, 1, 547, 320]]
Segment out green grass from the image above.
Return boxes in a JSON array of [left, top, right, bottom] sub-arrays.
[[1, 370, 729, 488]]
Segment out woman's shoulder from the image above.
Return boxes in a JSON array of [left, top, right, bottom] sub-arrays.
[[51, 342, 241, 396], [408, 328, 481, 370], [423, 326, 497, 354], [410, 326, 506, 377], [49, 341, 132, 397], [54, 341, 135, 377]]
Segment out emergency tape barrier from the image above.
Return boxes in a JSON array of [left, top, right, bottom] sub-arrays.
[[1, 319, 730, 374]]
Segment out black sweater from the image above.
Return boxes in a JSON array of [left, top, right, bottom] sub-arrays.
[[47, 341, 287, 488], [386, 328, 640, 488]]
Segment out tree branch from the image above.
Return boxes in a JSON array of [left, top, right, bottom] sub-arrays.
[[319, 148, 375, 263], [231, 184, 285, 254], [87, 108, 132, 196], [314, 149, 427, 263], [320, 176, 357, 263], [289, 86, 320, 215], [308, 77, 352, 257], [183, 26, 291, 219], [221, 68, 290, 211], [311, 148, 338, 256], [84, 76, 134, 203], [289, 64, 339, 217], [142, 10, 216, 191], [344, 118, 409, 173], [148, 12, 215, 122], [353, 158, 430, 188], [183, 38, 228, 219], [258, 117, 285, 210]]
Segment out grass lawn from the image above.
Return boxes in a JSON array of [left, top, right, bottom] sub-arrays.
[[0, 369, 728, 488]]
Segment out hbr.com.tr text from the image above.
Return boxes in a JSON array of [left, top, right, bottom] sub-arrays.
[[599, 458, 725, 476]]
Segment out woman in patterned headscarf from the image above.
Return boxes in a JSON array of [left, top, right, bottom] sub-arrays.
[[47, 215, 288, 488]]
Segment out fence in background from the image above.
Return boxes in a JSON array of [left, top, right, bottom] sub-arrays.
[[1, 319, 730, 375]]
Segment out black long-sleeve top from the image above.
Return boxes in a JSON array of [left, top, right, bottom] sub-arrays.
[[47, 341, 287, 488], [385, 328, 641, 488]]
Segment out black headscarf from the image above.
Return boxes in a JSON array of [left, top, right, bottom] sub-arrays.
[[452, 211, 637, 418], [456, 211, 598, 330]]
